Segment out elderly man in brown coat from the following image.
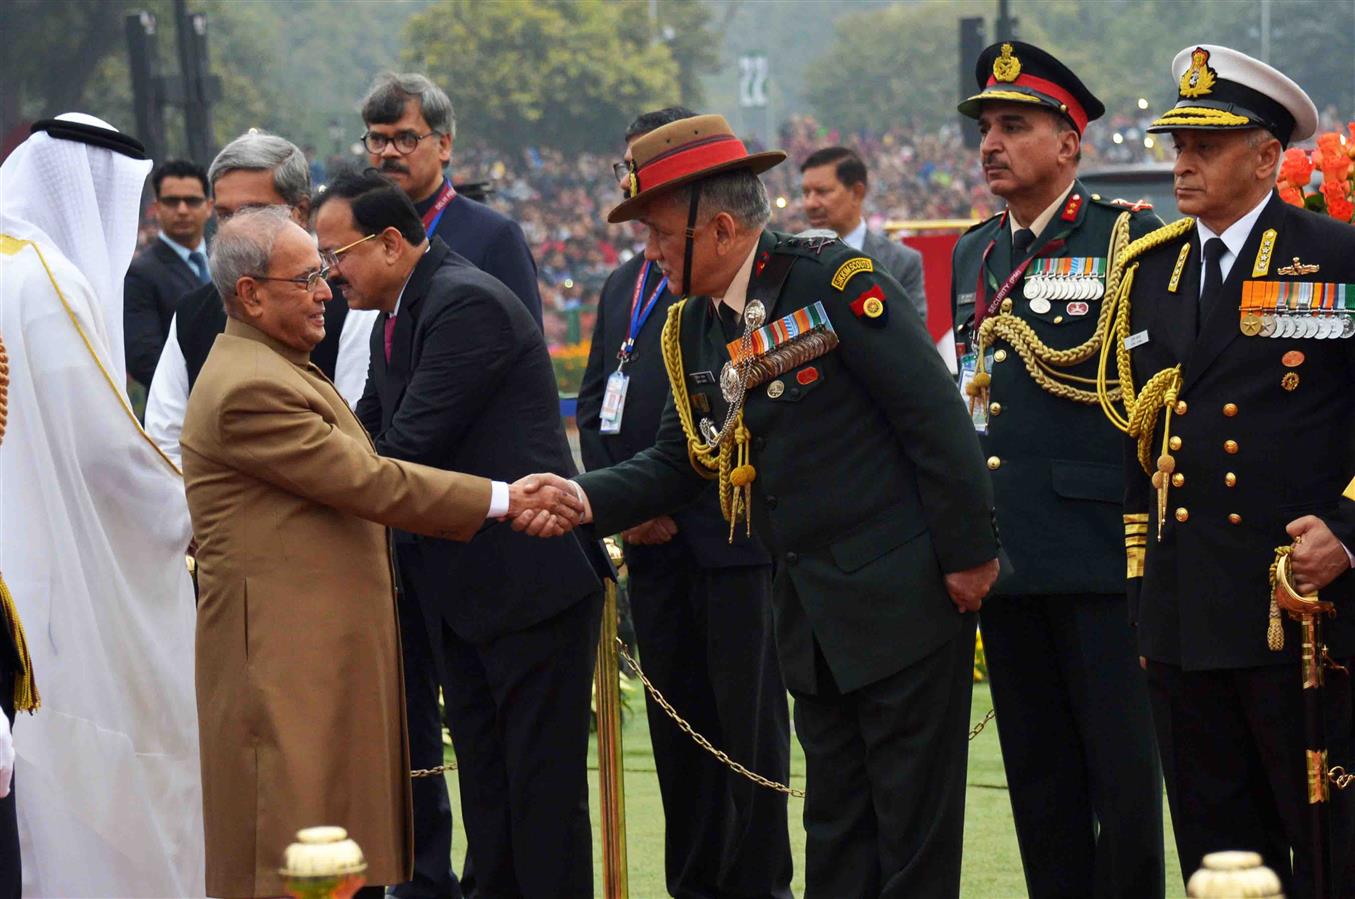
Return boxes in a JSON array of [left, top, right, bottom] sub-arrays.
[[181, 206, 580, 898]]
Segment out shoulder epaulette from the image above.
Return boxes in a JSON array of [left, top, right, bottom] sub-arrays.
[[1116, 216, 1195, 268], [961, 212, 1003, 236], [1090, 194, 1155, 213]]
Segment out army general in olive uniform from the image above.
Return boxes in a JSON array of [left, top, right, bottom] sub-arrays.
[[527, 115, 1000, 898], [950, 42, 1166, 899], [1103, 46, 1354, 896]]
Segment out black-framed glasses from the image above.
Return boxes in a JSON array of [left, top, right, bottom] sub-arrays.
[[249, 265, 331, 292], [612, 161, 630, 182], [362, 130, 440, 155], [158, 195, 208, 209], [320, 232, 379, 269]]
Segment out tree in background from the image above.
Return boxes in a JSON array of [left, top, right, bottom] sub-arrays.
[[404, 0, 717, 155]]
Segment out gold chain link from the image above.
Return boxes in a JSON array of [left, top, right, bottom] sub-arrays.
[[411, 761, 457, 779], [616, 638, 997, 799], [1331, 766, 1355, 791]]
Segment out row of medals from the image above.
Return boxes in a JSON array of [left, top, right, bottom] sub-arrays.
[[1240, 310, 1355, 339], [1024, 273, 1104, 314]]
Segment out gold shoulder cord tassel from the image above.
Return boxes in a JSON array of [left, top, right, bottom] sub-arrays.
[[660, 301, 756, 540], [0, 334, 41, 713]]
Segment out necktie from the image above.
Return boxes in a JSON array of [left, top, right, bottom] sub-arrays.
[[188, 250, 210, 285], [1011, 227, 1035, 260], [1199, 237, 1226, 332], [383, 313, 396, 364]]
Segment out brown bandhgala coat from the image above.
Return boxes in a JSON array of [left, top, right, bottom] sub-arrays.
[[181, 319, 491, 898]]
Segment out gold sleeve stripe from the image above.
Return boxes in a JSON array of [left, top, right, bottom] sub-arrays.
[[1126, 549, 1145, 579], [1125, 537, 1148, 547], [1124, 513, 1150, 523], [1124, 524, 1150, 536], [1344, 476, 1355, 502]]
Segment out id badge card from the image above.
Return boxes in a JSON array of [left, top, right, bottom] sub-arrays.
[[599, 369, 630, 435], [958, 352, 989, 434]]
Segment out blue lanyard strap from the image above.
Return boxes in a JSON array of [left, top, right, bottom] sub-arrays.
[[619, 261, 668, 361]]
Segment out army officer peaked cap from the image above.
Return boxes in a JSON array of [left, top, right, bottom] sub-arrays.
[[608, 114, 786, 223], [958, 41, 1105, 135], [1147, 44, 1317, 147]]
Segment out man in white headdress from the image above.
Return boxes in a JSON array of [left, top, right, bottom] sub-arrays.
[[0, 114, 204, 897]]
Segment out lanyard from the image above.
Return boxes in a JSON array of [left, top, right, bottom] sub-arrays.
[[618, 261, 668, 363], [973, 217, 1066, 327], [421, 180, 457, 234]]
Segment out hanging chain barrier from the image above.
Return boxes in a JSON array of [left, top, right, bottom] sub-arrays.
[[411, 762, 456, 779]]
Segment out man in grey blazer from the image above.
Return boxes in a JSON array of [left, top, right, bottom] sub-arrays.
[[801, 146, 926, 323]]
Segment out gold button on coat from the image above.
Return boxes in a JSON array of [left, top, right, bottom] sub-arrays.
[[1225, 472, 1237, 487], [1175, 508, 1189, 522], [1175, 401, 1188, 415], [989, 402, 1002, 416], [994, 349, 1008, 363], [987, 456, 1001, 471], [1171, 473, 1185, 487], [1169, 436, 1183, 451], [1228, 513, 1242, 525], [1223, 403, 1238, 417], [1224, 440, 1239, 454]]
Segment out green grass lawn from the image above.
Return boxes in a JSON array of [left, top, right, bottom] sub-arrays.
[[446, 683, 1185, 897]]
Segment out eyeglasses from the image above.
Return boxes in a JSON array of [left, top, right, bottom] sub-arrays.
[[612, 162, 630, 182], [249, 265, 331, 292], [158, 195, 208, 209], [362, 130, 440, 155], [321, 232, 379, 269]]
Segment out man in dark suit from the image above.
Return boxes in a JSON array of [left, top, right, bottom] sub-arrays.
[[577, 106, 792, 899], [143, 132, 375, 467], [124, 159, 213, 388], [360, 72, 542, 328], [315, 169, 603, 899], [800, 146, 926, 322], [950, 42, 1166, 898], [1106, 45, 1354, 895], [524, 114, 999, 898]]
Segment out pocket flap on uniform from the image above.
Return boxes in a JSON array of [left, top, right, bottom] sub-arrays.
[[1050, 459, 1121, 504], [829, 503, 928, 572]]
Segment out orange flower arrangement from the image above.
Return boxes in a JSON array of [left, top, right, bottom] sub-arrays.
[[1276, 123, 1355, 223]]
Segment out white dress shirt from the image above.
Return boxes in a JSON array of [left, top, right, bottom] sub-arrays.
[[840, 219, 867, 251], [157, 231, 209, 278], [1008, 181, 1076, 238], [1194, 191, 1271, 295]]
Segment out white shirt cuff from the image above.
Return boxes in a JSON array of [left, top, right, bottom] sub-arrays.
[[488, 480, 509, 519], [1345, 542, 1355, 570]]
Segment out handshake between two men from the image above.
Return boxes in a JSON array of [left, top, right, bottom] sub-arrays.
[[504, 473, 589, 538]]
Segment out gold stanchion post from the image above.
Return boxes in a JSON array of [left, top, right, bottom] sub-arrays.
[[595, 539, 628, 899]]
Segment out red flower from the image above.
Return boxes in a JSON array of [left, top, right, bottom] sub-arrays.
[[1278, 184, 1305, 207], [1279, 147, 1313, 188]]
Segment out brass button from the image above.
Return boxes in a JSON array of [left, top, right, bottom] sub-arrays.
[[1228, 513, 1242, 525], [994, 349, 1008, 363], [1175, 507, 1189, 522], [989, 402, 1002, 416], [1223, 403, 1238, 417], [1175, 400, 1188, 415], [1225, 472, 1237, 487], [1224, 439, 1239, 454], [1171, 473, 1185, 487], [1054, 315, 1064, 324], [1169, 435, 1183, 451], [987, 456, 1002, 471], [1000, 299, 1013, 314]]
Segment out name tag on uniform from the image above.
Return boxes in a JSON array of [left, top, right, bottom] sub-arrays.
[[1124, 330, 1150, 350], [599, 370, 629, 435]]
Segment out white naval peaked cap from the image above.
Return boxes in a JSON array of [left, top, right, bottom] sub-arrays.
[[1149, 44, 1318, 146]]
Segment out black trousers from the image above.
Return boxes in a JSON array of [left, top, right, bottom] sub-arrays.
[[1147, 658, 1355, 898], [793, 614, 977, 899], [438, 592, 601, 899], [391, 545, 463, 899], [626, 544, 792, 899], [981, 592, 1165, 899]]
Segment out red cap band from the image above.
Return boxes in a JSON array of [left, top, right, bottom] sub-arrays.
[[985, 72, 1089, 133], [636, 134, 750, 194]]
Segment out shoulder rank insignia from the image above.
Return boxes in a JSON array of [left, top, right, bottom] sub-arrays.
[[849, 284, 888, 325], [831, 256, 873, 291], [1179, 47, 1217, 98], [1252, 228, 1277, 277], [993, 43, 1021, 82], [1278, 256, 1320, 276], [1167, 243, 1191, 293]]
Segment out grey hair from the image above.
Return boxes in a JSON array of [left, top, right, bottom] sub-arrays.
[[210, 205, 295, 317], [361, 72, 456, 139], [668, 169, 771, 230], [207, 131, 312, 207]]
